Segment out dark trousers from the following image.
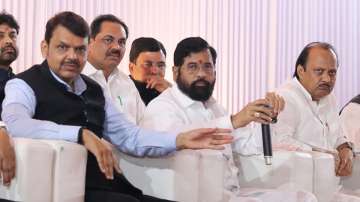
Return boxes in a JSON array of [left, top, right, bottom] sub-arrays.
[[85, 173, 176, 202], [85, 190, 175, 202]]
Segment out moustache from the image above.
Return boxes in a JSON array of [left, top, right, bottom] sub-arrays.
[[106, 49, 121, 57], [61, 60, 80, 68], [191, 79, 211, 87], [0, 45, 16, 54]]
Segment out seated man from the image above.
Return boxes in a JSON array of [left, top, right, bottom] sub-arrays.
[[140, 37, 317, 202], [129, 37, 172, 105], [340, 95, 360, 147], [84, 14, 144, 124], [271, 42, 354, 177], [1, 12, 233, 202], [0, 11, 19, 188]]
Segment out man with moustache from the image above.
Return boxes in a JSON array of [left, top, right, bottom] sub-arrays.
[[84, 14, 144, 124], [0, 11, 18, 189], [1, 12, 234, 202], [129, 37, 171, 105], [271, 42, 354, 177], [140, 37, 317, 202]]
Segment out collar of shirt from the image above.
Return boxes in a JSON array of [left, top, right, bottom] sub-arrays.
[[84, 62, 121, 83], [291, 77, 329, 108], [171, 83, 217, 109], [48, 68, 86, 95]]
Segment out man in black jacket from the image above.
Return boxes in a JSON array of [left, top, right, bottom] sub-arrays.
[[0, 11, 18, 189]]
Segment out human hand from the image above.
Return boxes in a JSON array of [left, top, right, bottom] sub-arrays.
[[82, 129, 121, 179], [0, 128, 15, 186], [176, 128, 233, 150], [335, 147, 353, 176], [146, 76, 172, 92]]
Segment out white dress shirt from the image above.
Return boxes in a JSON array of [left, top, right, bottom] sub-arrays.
[[272, 78, 347, 151], [340, 102, 360, 148], [2, 67, 177, 157], [140, 85, 318, 202], [83, 62, 145, 124]]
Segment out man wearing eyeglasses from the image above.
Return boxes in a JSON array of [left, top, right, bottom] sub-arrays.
[[129, 37, 172, 105], [84, 14, 145, 124]]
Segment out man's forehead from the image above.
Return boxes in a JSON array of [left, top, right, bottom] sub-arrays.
[[184, 50, 213, 62], [99, 21, 125, 36], [50, 25, 88, 45], [0, 24, 17, 33]]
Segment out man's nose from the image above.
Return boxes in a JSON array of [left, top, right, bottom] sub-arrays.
[[150, 65, 160, 74]]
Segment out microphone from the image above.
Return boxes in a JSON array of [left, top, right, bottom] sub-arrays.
[[261, 123, 273, 165]]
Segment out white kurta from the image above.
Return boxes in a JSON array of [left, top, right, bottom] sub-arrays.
[[340, 102, 360, 147], [141, 85, 317, 202], [83, 62, 145, 124], [272, 78, 347, 151]]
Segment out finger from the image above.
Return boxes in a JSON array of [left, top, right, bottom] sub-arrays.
[[102, 150, 114, 180], [265, 93, 276, 109], [251, 105, 273, 117], [272, 95, 280, 115], [277, 94, 285, 112], [113, 153, 122, 174], [214, 128, 232, 133], [210, 138, 233, 145], [2, 170, 11, 186], [338, 158, 347, 173], [212, 134, 234, 141], [251, 99, 269, 106], [205, 145, 225, 150]]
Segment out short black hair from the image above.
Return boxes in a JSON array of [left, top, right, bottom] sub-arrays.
[[173, 37, 216, 67], [0, 11, 19, 34], [129, 37, 166, 63], [45, 11, 89, 43], [90, 14, 128, 39], [294, 42, 338, 79]]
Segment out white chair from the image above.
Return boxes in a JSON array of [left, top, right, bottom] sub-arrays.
[[117, 149, 232, 202], [235, 150, 314, 193], [41, 140, 87, 202], [0, 138, 55, 202], [0, 138, 87, 202]]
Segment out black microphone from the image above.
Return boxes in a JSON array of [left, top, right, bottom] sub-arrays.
[[261, 123, 273, 165]]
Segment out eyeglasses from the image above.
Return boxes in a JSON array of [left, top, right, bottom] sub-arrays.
[[140, 62, 166, 70], [184, 62, 215, 74]]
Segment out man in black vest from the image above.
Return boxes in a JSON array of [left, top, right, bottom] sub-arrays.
[[0, 11, 18, 189], [1, 11, 233, 202]]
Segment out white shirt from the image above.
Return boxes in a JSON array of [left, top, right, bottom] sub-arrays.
[[272, 78, 347, 151], [140, 85, 262, 195], [340, 102, 360, 148], [83, 62, 145, 124]]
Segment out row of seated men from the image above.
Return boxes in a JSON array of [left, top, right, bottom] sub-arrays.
[[0, 10, 359, 202]]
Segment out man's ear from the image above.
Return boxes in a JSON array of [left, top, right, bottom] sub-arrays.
[[172, 66, 179, 81], [129, 62, 135, 74], [297, 64, 305, 79], [40, 40, 48, 59]]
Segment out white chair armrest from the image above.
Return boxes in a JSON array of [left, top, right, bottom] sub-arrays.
[[0, 138, 55, 202], [116, 149, 200, 202], [310, 151, 340, 202], [41, 140, 87, 202], [234, 150, 314, 192]]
